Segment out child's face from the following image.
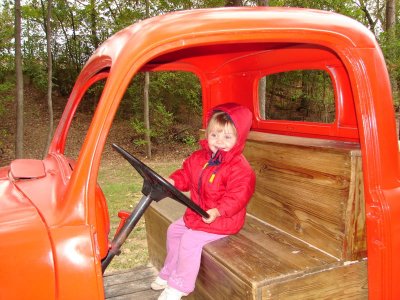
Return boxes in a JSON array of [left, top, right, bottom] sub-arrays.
[[207, 124, 237, 154]]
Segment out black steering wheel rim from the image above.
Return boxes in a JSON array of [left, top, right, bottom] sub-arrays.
[[112, 143, 209, 218]]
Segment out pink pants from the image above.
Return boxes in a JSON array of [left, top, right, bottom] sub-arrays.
[[158, 217, 227, 294]]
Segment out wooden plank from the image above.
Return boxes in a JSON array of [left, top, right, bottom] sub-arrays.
[[104, 265, 160, 299], [200, 130, 361, 152], [261, 260, 368, 299], [189, 253, 254, 300], [247, 131, 361, 152], [343, 153, 367, 260], [105, 290, 159, 300], [103, 265, 158, 287], [103, 261, 367, 300], [205, 217, 336, 284], [243, 139, 364, 259]]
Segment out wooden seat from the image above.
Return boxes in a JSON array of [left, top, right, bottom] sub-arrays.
[[244, 132, 367, 261], [145, 132, 369, 299]]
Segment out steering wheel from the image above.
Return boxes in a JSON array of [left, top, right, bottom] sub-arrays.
[[102, 144, 210, 273], [112, 143, 209, 218]]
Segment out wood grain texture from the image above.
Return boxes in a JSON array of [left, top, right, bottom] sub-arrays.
[[243, 136, 366, 260], [146, 201, 363, 300], [261, 260, 368, 299], [344, 153, 367, 260], [104, 265, 160, 299]]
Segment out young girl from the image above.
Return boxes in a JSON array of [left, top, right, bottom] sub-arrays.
[[152, 103, 256, 300]]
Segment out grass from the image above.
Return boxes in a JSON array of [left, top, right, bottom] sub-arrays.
[[98, 157, 182, 273]]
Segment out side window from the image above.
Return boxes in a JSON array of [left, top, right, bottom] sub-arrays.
[[258, 70, 335, 123], [64, 79, 106, 160]]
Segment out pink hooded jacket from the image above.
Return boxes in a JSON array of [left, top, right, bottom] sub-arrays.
[[170, 103, 256, 234]]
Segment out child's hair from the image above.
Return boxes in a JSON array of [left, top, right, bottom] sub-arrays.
[[206, 111, 237, 136]]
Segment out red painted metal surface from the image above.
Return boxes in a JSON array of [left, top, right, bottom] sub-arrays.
[[0, 7, 398, 299]]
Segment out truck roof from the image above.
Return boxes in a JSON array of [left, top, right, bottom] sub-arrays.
[[89, 7, 378, 67]]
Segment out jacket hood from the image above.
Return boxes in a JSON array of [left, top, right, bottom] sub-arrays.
[[201, 102, 253, 162]]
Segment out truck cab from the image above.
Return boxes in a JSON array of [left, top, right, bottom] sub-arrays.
[[0, 7, 398, 299]]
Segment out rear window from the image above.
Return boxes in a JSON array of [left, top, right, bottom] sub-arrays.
[[258, 70, 335, 123]]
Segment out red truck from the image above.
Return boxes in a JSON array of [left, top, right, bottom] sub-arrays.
[[0, 7, 398, 299]]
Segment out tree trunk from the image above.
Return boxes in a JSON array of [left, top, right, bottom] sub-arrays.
[[385, 0, 396, 32], [90, 0, 99, 49], [385, 0, 398, 137], [69, 10, 81, 73], [144, 72, 151, 158], [257, 0, 269, 118], [43, 0, 54, 157], [259, 77, 266, 119], [15, 0, 24, 159], [143, 0, 151, 158], [359, 0, 377, 34]]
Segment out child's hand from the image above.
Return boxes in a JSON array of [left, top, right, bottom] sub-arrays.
[[202, 208, 221, 224], [166, 178, 175, 185]]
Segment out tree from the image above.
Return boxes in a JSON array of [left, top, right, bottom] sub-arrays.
[[4, 0, 400, 159], [356, 0, 382, 34], [144, 72, 151, 158], [15, 0, 24, 159], [0, 2, 15, 75], [385, 0, 395, 32], [258, 0, 268, 118], [385, 0, 398, 105], [42, 0, 54, 157], [89, 0, 100, 49], [144, 0, 151, 158]]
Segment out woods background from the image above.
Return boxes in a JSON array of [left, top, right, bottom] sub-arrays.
[[0, 0, 399, 164]]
